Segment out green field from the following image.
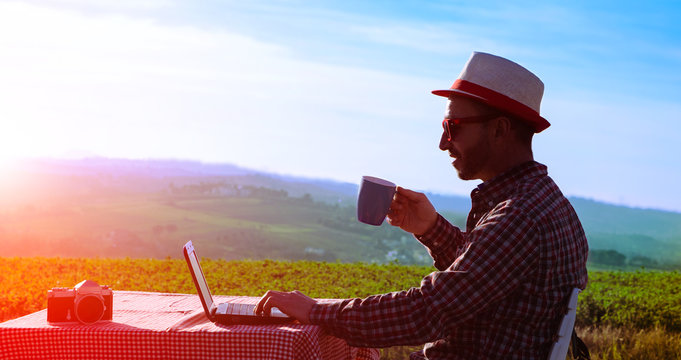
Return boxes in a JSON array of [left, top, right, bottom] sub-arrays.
[[2, 161, 681, 270], [0, 180, 430, 263], [2, 257, 680, 359]]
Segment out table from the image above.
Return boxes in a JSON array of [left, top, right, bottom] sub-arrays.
[[0, 291, 380, 360]]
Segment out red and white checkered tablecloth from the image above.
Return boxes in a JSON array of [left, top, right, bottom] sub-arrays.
[[0, 291, 380, 360]]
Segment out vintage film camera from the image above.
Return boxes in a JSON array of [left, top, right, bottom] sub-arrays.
[[47, 280, 113, 324]]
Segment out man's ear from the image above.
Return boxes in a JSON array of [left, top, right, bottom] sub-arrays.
[[493, 116, 512, 138]]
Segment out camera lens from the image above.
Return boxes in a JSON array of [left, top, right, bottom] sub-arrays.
[[74, 294, 105, 325]]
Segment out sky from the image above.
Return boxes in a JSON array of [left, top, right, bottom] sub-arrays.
[[0, 0, 680, 212]]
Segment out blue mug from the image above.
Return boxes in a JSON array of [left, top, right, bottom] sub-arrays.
[[357, 176, 396, 226]]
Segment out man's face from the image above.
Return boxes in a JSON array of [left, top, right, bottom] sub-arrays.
[[439, 97, 496, 181]]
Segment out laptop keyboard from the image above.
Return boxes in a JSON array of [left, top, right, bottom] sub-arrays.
[[217, 302, 288, 318], [227, 302, 254, 316]]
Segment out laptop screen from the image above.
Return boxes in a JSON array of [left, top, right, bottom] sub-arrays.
[[183, 241, 214, 316]]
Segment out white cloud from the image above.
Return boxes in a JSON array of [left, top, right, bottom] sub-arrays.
[[22, 0, 174, 11], [0, 1, 445, 188]]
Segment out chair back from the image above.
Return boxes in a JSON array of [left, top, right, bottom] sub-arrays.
[[547, 288, 580, 360]]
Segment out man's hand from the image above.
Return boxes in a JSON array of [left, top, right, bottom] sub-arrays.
[[387, 187, 438, 236], [254, 290, 317, 324]]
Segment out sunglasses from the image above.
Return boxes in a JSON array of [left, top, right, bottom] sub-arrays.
[[442, 114, 499, 141]]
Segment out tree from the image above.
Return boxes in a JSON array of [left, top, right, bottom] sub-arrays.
[[589, 249, 626, 267]]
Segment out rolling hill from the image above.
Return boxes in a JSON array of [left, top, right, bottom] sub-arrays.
[[1, 158, 679, 267]]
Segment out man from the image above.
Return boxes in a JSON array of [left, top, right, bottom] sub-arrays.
[[255, 51, 589, 359]]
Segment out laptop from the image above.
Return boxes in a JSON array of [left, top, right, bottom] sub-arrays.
[[183, 240, 293, 325]]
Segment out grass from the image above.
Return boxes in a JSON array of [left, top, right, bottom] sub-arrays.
[[375, 326, 681, 360], [577, 326, 681, 360], [2, 258, 681, 359]]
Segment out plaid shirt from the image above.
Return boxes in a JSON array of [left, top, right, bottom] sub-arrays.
[[309, 161, 589, 359]]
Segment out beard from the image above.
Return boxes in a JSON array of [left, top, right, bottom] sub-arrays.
[[451, 136, 492, 181]]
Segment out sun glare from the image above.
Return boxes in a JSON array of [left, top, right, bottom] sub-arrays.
[[0, 154, 20, 183], [0, 154, 16, 169]]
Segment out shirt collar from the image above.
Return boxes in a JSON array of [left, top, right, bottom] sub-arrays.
[[471, 161, 548, 206]]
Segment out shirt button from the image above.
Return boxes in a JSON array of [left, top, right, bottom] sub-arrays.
[[488, 201, 494, 206]]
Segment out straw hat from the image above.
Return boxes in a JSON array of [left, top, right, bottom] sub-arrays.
[[432, 51, 550, 133]]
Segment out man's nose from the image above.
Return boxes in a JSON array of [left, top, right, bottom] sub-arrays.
[[439, 131, 450, 151]]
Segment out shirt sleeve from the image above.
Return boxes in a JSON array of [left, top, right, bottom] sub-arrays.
[[308, 204, 539, 348], [415, 213, 467, 271]]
